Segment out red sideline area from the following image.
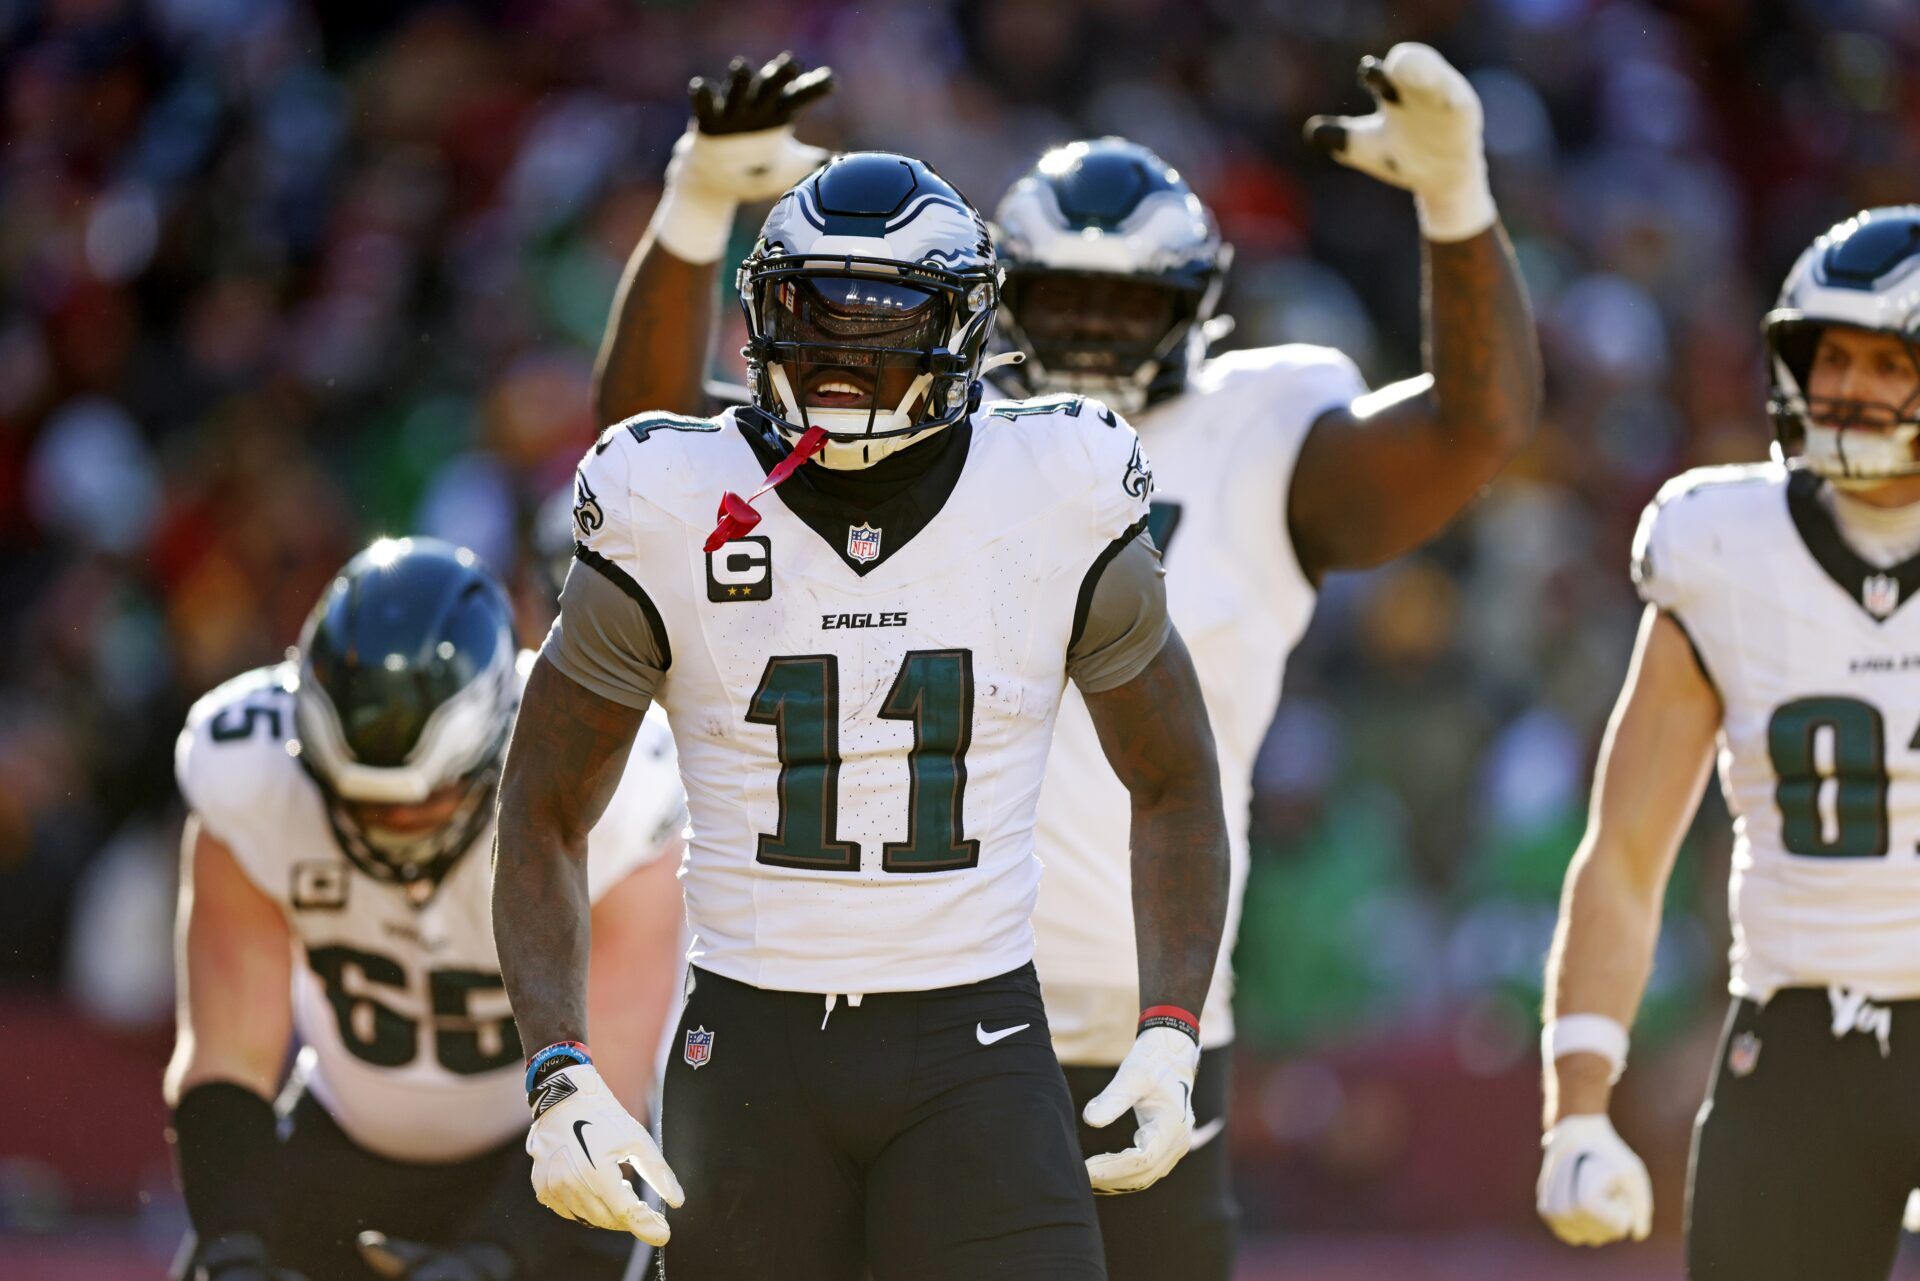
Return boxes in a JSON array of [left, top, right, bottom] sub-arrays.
[[1, 992, 173, 1213]]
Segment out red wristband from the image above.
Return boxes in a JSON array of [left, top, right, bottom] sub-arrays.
[[1139, 1005, 1200, 1043]]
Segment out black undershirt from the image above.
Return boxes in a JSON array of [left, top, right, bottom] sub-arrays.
[[736, 410, 972, 574]]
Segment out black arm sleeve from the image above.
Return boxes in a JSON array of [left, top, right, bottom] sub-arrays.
[[171, 1081, 280, 1240]]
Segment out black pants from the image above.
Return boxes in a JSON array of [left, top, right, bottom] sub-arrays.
[[263, 1090, 636, 1280], [658, 964, 1104, 1280], [1688, 989, 1920, 1280], [1065, 1046, 1237, 1281]]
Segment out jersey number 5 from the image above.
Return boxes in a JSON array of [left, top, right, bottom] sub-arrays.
[[748, 650, 980, 873]]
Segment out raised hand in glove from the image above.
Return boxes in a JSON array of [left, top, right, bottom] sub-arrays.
[[654, 51, 837, 263], [185, 1232, 307, 1281], [1304, 42, 1495, 243], [1081, 1026, 1200, 1194], [355, 1231, 513, 1281], [1536, 1114, 1654, 1246]]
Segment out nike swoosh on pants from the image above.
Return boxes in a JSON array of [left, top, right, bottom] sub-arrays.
[[976, 1022, 1031, 1045]]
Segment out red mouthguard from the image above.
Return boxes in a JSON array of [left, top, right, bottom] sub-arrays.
[[704, 425, 829, 553]]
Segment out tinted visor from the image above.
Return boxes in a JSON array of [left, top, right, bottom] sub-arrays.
[[1004, 272, 1192, 375], [763, 275, 951, 359]]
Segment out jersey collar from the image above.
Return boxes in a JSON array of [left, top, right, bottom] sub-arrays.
[[1787, 468, 1920, 623], [734, 409, 972, 576]]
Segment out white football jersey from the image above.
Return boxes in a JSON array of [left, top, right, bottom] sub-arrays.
[[562, 398, 1155, 996], [1636, 462, 1920, 1002], [1032, 345, 1367, 1061], [174, 656, 684, 1163]]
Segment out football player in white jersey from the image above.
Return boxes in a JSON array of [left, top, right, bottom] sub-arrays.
[[166, 538, 686, 1281], [1537, 206, 1920, 1279], [494, 149, 1230, 1280], [591, 46, 1539, 1279]]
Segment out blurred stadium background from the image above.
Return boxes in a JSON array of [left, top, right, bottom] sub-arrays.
[[6, 0, 1920, 1275]]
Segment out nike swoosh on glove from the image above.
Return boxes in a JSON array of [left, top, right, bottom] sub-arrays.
[[526, 1064, 683, 1245], [1303, 42, 1495, 243], [654, 51, 836, 263], [1536, 1113, 1653, 1246], [1082, 1026, 1200, 1194]]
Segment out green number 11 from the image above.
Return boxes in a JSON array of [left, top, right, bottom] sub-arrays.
[[746, 650, 979, 874]]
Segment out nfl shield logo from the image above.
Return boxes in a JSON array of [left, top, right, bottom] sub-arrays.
[[1728, 1031, 1761, 1077], [683, 1026, 714, 1069], [1864, 573, 1900, 619], [847, 523, 882, 564]]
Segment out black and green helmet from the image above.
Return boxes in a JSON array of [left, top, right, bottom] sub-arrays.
[[293, 537, 519, 889]]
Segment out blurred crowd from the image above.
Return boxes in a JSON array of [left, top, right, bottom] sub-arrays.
[[5, 0, 1917, 1245]]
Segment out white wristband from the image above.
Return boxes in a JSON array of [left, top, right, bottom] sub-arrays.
[[649, 179, 738, 266], [1542, 1014, 1629, 1084], [1414, 171, 1497, 243]]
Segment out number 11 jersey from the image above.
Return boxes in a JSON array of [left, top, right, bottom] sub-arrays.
[[1636, 461, 1920, 1001], [547, 399, 1166, 997]]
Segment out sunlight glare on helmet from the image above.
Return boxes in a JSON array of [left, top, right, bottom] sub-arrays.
[[1038, 142, 1087, 177], [364, 538, 407, 570]]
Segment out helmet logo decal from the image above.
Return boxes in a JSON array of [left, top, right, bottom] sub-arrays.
[[846, 523, 883, 564]]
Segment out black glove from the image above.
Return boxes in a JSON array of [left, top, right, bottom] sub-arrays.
[[689, 50, 835, 136], [188, 1232, 307, 1281], [356, 1231, 515, 1281]]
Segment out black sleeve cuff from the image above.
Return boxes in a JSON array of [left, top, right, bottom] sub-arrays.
[[171, 1082, 280, 1240]]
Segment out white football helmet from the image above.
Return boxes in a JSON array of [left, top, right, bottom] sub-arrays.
[[993, 138, 1229, 414], [1765, 206, 1920, 482], [737, 152, 1001, 469]]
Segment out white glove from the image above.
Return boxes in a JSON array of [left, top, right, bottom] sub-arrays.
[[1903, 1188, 1920, 1233], [652, 53, 835, 264], [1081, 1027, 1200, 1194], [525, 1064, 684, 1245], [1536, 1114, 1653, 1246], [1304, 42, 1495, 243]]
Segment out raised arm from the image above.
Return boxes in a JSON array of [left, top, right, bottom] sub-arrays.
[[1536, 605, 1721, 1246], [1292, 42, 1541, 579], [165, 818, 298, 1273], [593, 53, 834, 425]]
